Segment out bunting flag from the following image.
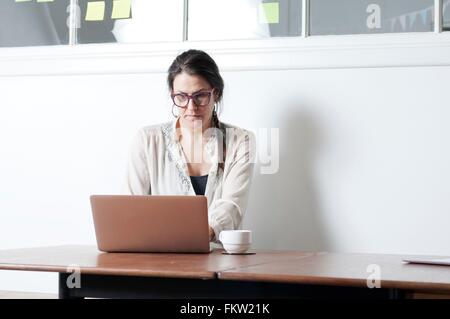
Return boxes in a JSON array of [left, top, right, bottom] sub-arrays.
[[409, 12, 417, 28], [388, 5, 433, 31], [390, 17, 396, 30], [399, 15, 406, 30], [419, 8, 428, 26]]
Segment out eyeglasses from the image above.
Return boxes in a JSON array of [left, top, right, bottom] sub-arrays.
[[171, 89, 215, 108]]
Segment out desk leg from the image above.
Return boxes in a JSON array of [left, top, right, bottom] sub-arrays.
[[58, 273, 84, 299]]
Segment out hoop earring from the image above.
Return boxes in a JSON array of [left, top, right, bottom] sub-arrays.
[[213, 102, 220, 117], [171, 105, 179, 118]]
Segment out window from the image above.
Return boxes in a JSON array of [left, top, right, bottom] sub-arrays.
[[188, 0, 302, 41], [77, 0, 184, 44], [310, 0, 435, 35], [0, 0, 448, 49], [0, 0, 70, 47], [444, 0, 450, 31], [0, 0, 183, 47]]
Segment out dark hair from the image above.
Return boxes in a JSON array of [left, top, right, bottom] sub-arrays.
[[167, 50, 224, 124], [167, 49, 226, 166]]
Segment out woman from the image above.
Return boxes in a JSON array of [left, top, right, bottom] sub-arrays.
[[123, 49, 255, 243]]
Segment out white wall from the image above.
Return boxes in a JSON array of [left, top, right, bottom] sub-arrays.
[[1, 35, 450, 293]]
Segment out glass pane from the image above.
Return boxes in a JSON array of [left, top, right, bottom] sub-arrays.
[[310, 0, 435, 35], [444, 0, 450, 31], [0, 0, 70, 48], [76, 0, 183, 44], [188, 0, 302, 41]]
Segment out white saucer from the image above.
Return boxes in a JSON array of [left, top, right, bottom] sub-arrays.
[[221, 251, 255, 255]]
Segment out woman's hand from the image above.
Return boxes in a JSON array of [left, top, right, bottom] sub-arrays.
[[208, 226, 215, 242]]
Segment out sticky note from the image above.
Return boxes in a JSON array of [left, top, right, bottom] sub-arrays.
[[15, 0, 32, 2], [259, 2, 280, 24], [85, 1, 105, 21], [36, 0, 55, 2], [111, 0, 132, 19]]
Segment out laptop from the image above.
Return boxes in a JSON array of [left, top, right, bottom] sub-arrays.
[[90, 195, 211, 253]]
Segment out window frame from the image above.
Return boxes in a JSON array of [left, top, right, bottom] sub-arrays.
[[0, 0, 449, 76]]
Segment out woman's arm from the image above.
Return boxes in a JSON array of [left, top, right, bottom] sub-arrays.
[[209, 131, 256, 243], [122, 128, 151, 195], [209, 227, 215, 241]]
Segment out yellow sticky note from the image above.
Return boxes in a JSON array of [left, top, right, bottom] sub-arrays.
[[111, 0, 132, 20], [85, 1, 105, 21], [259, 2, 280, 24]]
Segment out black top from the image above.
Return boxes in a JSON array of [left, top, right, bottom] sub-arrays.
[[190, 175, 208, 196]]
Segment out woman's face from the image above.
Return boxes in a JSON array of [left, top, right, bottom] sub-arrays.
[[172, 72, 217, 131]]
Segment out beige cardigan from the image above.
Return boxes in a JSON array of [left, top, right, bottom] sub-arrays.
[[122, 120, 255, 243]]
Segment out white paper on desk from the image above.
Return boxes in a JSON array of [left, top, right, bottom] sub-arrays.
[[403, 257, 450, 266]]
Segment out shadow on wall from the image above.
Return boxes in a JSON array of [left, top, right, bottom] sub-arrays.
[[243, 105, 330, 252]]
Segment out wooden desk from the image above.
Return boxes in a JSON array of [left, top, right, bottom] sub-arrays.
[[0, 245, 309, 299], [219, 252, 450, 298], [0, 246, 449, 299]]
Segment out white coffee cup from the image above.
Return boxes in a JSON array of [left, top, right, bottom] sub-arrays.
[[219, 230, 252, 254]]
